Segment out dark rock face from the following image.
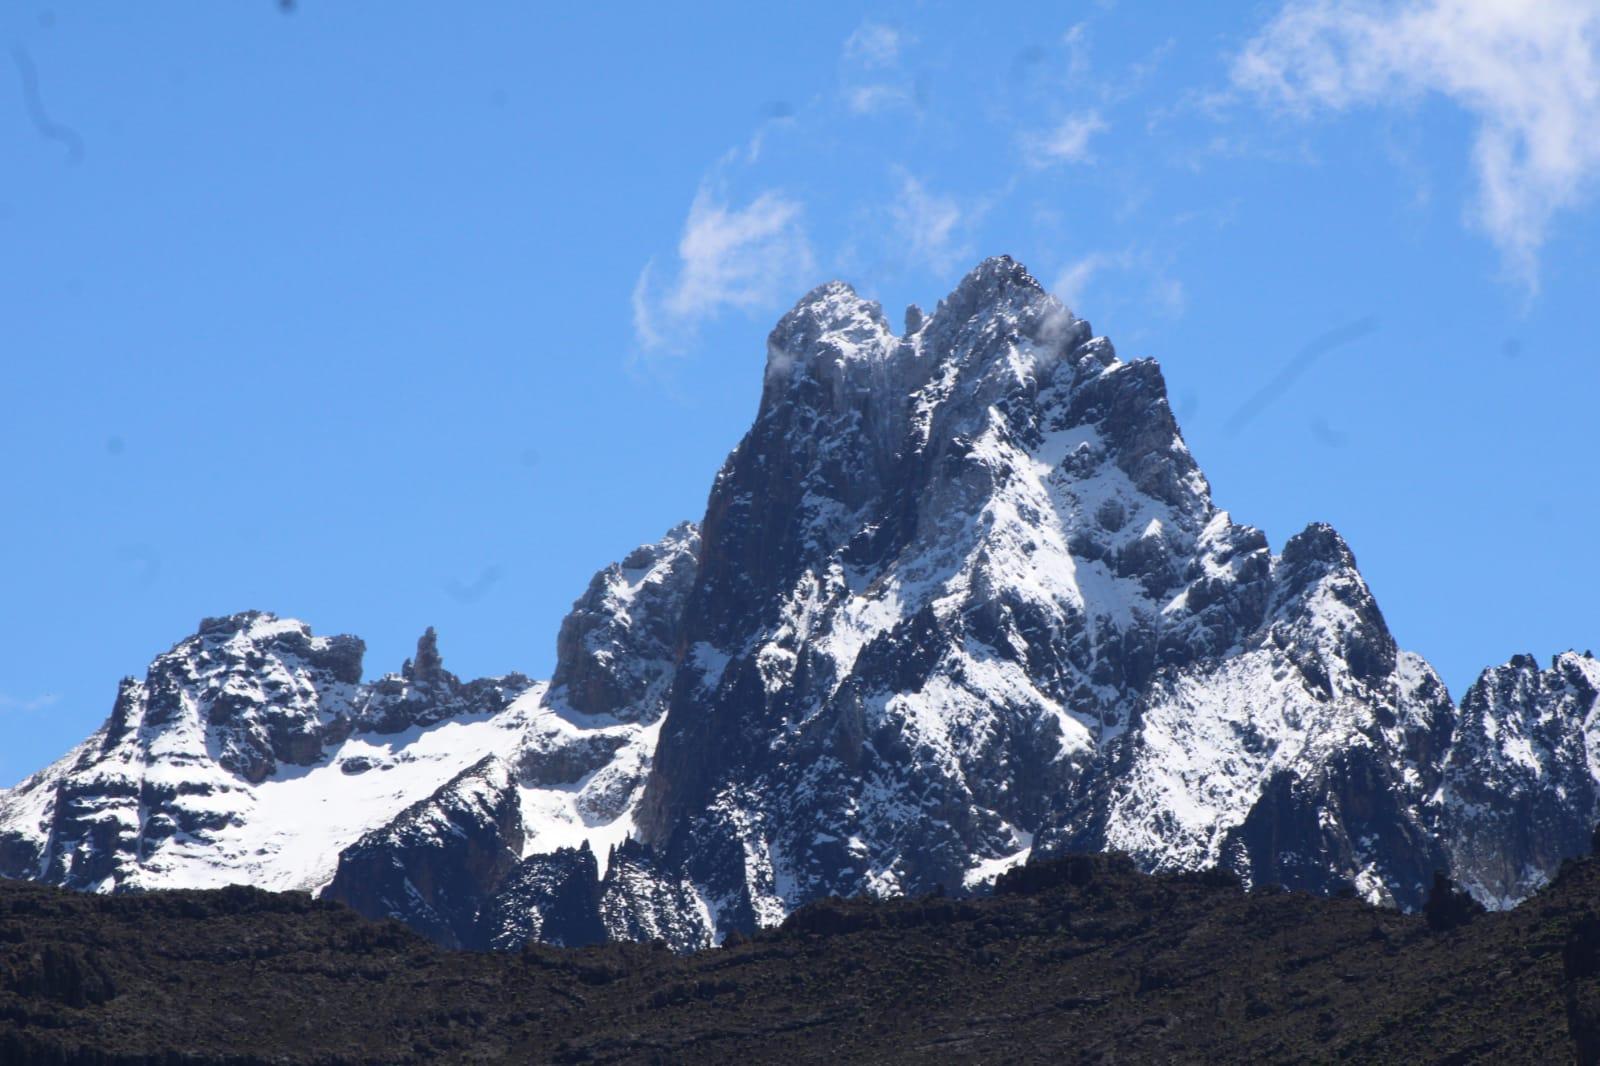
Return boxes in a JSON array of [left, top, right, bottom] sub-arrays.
[[322, 757, 524, 950], [479, 845, 606, 950], [355, 627, 528, 735], [551, 523, 700, 723], [1440, 651, 1600, 906], [599, 838, 714, 950]]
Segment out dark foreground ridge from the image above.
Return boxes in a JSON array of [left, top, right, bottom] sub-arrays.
[[2, 855, 1600, 1064]]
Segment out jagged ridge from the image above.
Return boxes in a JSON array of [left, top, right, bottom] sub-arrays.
[[0, 257, 1594, 952]]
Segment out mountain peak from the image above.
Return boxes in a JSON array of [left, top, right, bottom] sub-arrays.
[[934, 255, 1048, 320], [196, 610, 291, 640], [1281, 522, 1358, 574], [774, 279, 888, 337], [955, 253, 1041, 292], [765, 279, 893, 385]]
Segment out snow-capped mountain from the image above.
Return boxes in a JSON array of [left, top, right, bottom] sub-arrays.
[[1, 257, 1594, 949], [635, 257, 1458, 927], [0, 613, 522, 895], [0, 524, 707, 947]]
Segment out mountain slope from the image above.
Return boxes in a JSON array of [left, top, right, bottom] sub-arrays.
[[0, 613, 530, 894], [0, 257, 1594, 948], [0, 524, 703, 946], [636, 257, 1462, 927]]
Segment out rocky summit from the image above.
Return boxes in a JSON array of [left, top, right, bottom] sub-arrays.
[[0, 258, 1595, 951]]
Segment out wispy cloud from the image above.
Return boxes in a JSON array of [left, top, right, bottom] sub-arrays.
[[1234, 0, 1600, 289], [0, 691, 60, 713], [1022, 110, 1108, 167], [1051, 248, 1187, 319], [1062, 23, 1091, 80], [890, 172, 976, 275], [843, 22, 903, 68], [846, 84, 914, 116], [841, 20, 917, 115], [633, 185, 815, 352], [1052, 251, 1122, 311]]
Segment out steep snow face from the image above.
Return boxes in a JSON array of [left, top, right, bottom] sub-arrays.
[[1056, 525, 1455, 908], [1440, 652, 1600, 908], [636, 256, 1447, 932]]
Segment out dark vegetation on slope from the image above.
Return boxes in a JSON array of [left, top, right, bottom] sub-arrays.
[[0, 853, 1597, 1065]]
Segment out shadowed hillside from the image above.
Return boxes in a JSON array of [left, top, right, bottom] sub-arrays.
[[1, 852, 1598, 1063]]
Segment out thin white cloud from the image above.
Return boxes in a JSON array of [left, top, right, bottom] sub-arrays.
[[1063, 23, 1091, 80], [890, 172, 972, 275], [1023, 110, 1109, 166], [1052, 251, 1125, 311], [0, 692, 59, 713], [841, 22, 916, 115], [633, 186, 815, 352], [1152, 276, 1187, 316], [847, 84, 914, 116], [844, 22, 903, 68], [1234, 0, 1600, 288], [630, 263, 665, 350], [1051, 249, 1186, 319]]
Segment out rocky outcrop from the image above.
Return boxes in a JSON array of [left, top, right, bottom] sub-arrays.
[[551, 522, 700, 723], [322, 757, 524, 949], [0, 613, 367, 891], [479, 845, 606, 950], [600, 838, 714, 950], [0, 614, 535, 896], [353, 628, 526, 735], [305, 522, 705, 951], [1041, 522, 1455, 908], [1439, 651, 1600, 907]]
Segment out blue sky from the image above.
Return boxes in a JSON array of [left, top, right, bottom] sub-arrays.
[[2, 2, 1596, 785]]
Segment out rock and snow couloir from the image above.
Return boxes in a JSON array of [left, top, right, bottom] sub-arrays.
[[0, 257, 1594, 948]]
